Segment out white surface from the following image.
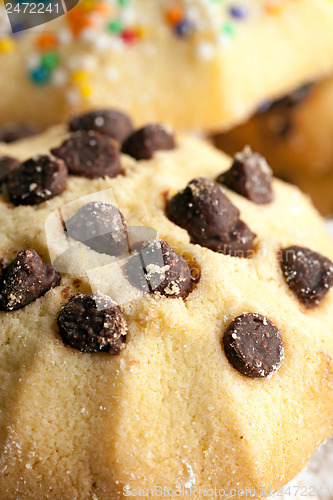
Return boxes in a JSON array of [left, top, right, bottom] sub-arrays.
[[289, 439, 333, 500]]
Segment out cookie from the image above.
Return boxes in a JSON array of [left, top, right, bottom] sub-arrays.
[[0, 120, 333, 499], [213, 76, 333, 215], [2, 0, 333, 130]]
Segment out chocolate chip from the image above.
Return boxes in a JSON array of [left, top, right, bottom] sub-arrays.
[[280, 246, 333, 308], [57, 292, 127, 353], [0, 123, 38, 143], [124, 239, 194, 298], [217, 147, 273, 204], [223, 313, 284, 378], [69, 109, 134, 143], [6, 155, 67, 206], [65, 201, 128, 256], [0, 156, 20, 186], [0, 249, 61, 311], [121, 124, 175, 160], [166, 177, 256, 257], [51, 130, 121, 179]]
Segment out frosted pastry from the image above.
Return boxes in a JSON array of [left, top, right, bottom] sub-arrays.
[[0, 114, 333, 498], [2, 0, 333, 130]]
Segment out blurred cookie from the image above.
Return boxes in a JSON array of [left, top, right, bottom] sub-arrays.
[[213, 76, 333, 214], [2, 0, 333, 130]]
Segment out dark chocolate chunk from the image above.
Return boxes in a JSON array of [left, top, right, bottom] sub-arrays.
[[0, 156, 20, 186], [268, 83, 314, 112], [217, 147, 274, 204], [65, 201, 128, 256], [124, 239, 194, 298], [51, 130, 121, 179], [223, 313, 284, 378], [121, 124, 175, 160], [0, 249, 61, 311], [166, 177, 256, 257], [280, 246, 333, 308], [257, 84, 315, 139], [0, 123, 38, 143], [57, 292, 127, 353], [6, 155, 67, 206], [69, 109, 134, 143]]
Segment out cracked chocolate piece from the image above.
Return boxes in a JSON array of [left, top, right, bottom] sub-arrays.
[[280, 246, 333, 308], [51, 130, 121, 179], [223, 313, 284, 378], [268, 83, 314, 112], [217, 147, 274, 204], [0, 123, 38, 143], [65, 201, 128, 256], [69, 109, 134, 143], [6, 155, 67, 206], [0, 156, 20, 186], [121, 124, 175, 160], [124, 239, 194, 298], [166, 177, 256, 257], [57, 292, 127, 353], [0, 249, 61, 311]]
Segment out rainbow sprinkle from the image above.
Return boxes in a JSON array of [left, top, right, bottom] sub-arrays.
[[30, 66, 51, 85], [0, 37, 16, 53]]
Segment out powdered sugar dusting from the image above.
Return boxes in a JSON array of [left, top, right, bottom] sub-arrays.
[[182, 459, 196, 489]]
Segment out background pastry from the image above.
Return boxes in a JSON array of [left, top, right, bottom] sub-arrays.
[[213, 77, 333, 215], [2, 0, 333, 130]]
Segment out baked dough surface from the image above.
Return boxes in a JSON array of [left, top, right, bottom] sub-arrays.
[[0, 127, 333, 498]]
